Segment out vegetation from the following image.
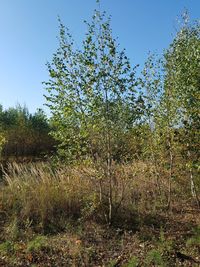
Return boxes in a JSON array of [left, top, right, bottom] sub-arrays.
[[0, 6, 199, 267], [0, 105, 55, 163]]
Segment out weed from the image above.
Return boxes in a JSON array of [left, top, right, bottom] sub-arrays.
[[145, 249, 166, 266], [158, 227, 174, 253], [27, 235, 47, 252], [108, 259, 118, 267], [0, 241, 15, 255], [5, 216, 20, 241], [123, 256, 139, 267], [186, 226, 200, 247]]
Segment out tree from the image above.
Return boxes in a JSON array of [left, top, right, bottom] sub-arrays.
[[164, 14, 200, 206], [141, 54, 164, 198], [0, 105, 6, 158], [0, 132, 5, 158], [44, 10, 142, 162], [44, 9, 143, 223], [141, 13, 200, 208], [0, 105, 55, 160]]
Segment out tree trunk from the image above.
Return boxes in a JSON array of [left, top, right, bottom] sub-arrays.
[[167, 138, 173, 210], [187, 145, 200, 208]]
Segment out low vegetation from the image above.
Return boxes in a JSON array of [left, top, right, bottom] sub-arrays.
[[0, 161, 200, 266]]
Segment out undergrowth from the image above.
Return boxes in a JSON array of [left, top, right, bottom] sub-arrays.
[[0, 162, 199, 266]]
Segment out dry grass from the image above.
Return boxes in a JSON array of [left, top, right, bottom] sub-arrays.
[[1, 162, 96, 234], [0, 160, 195, 236], [0, 162, 199, 266]]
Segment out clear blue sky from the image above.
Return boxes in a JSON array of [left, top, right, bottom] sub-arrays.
[[0, 0, 199, 114]]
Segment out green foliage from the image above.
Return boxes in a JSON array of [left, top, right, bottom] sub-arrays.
[[143, 228, 174, 266], [158, 228, 173, 253], [0, 104, 55, 160], [0, 132, 6, 156], [164, 14, 200, 122], [0, 241, 15, 255], [5, 217, 20, 241], [44, 10, 143, 162], [123, 256, 139, 267], [108, 259, 119, 267], [26, 236, 47, 252], [187, 226, 200, 247], [145, 249, 165, 266], [141, 13, 200, 206]]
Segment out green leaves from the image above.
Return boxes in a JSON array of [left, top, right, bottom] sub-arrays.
[[44, 9, 142, 162], [0, 105, 55, 160]]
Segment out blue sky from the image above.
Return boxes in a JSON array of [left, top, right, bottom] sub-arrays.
[[0, 0, 199, 114]]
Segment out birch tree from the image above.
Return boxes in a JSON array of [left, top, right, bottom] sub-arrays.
[[44, 10, 142, 223]]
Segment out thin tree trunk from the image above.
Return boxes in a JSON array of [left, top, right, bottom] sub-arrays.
[[148, 124, 162, 197], [167, 138, 173, 210], [187, 145, 200, 208], [105, 87, 112, 225]]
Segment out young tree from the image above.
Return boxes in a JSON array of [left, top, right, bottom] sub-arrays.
[[0, 105, 6, 158], [0, 132, 5, 157], [44, 10, 142, 223], [164, 14, 200, 206], [141, 54, 164, 198], [142, 13, 200, 208]]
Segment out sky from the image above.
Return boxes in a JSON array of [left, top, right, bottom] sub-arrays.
[[0, 0, 199, 114]]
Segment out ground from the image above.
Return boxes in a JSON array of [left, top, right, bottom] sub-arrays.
[[0, 208, 199, 267]]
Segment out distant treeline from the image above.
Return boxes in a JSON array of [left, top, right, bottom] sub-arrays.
[[0, 105, 56, 162]]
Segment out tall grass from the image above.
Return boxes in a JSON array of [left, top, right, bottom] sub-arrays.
[[1, 162, 97, 233], [0, 161, 192, 235]]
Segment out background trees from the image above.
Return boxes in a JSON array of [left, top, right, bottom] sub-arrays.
[[0, 105, 55, 161], [141, 15, 200, 207], [163, 15, 200, 205]]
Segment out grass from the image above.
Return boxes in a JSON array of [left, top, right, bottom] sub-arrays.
[[0, 161, 199, 266], [0, 241, 15, 255], [1, 161, 167, 233], [26, 236, 47, 253], [1, 162, 95, 233]]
